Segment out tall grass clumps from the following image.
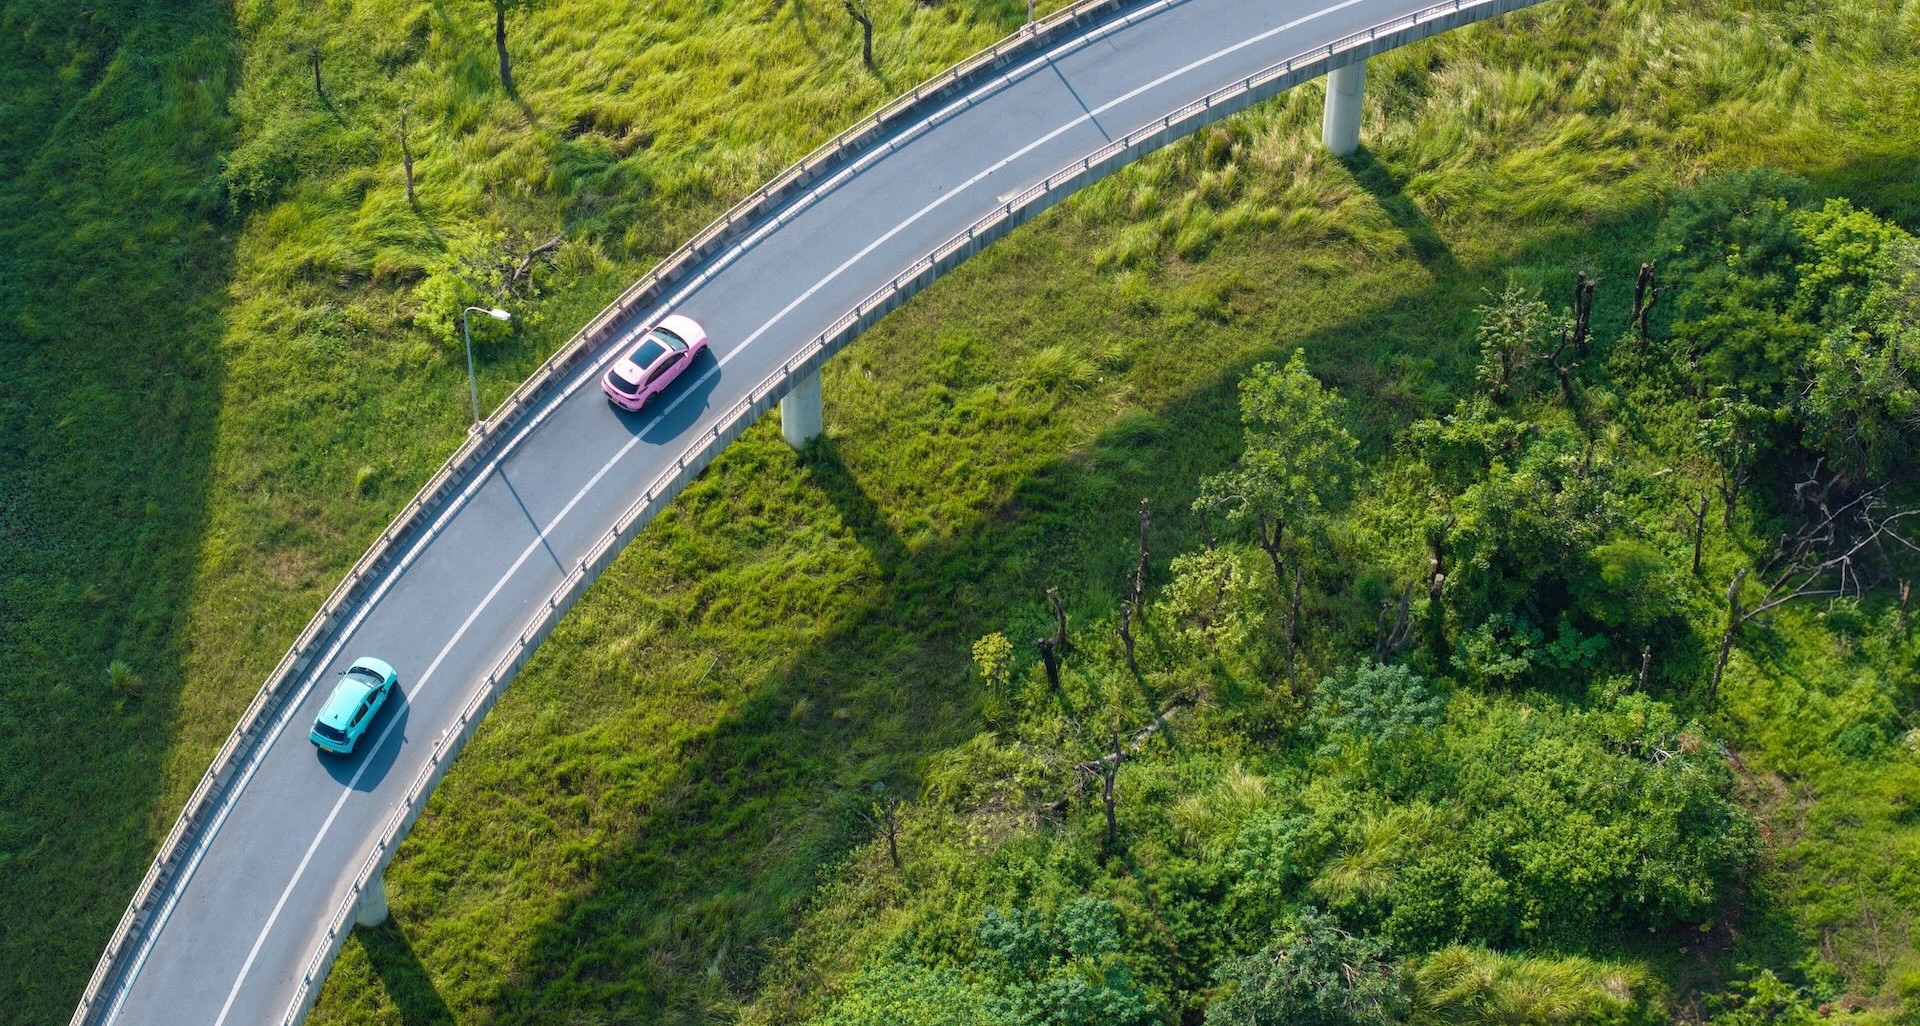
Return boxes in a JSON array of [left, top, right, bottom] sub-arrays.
[[0, 0, 235, 1020], [303, 0, 1918, 1021], [7, 0, 1920, 1024], [2, 1, 1066, 1022]]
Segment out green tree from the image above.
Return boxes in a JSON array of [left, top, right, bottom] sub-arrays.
[[973, 632, 1014, 692], [977, 899, 1159, 1026], [1207, 909, 1406, 1026], [1309, 661, 1444, 762], [1473, 282, 1551, 402], [1196, 350, 1357, 587], [1799, 230, 1920, 479], [1658, 169, 1813, 399]]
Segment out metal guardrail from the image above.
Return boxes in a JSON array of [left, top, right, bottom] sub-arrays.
[[281, 0, 1545, 1020], [74, 0, 1548, 1021], [67, 2, 1154, 1023]]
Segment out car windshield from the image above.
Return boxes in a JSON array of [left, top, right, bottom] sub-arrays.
[[313, 722, 349, 742], [653, 327, 688, 352], [347, 666, 384, 683], [627, 338, 666, 368]]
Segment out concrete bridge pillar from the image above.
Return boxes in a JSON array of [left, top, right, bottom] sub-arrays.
[[355, 873, 389, 928], [1321, 59, 1367, 156], [781, 370, 823, 449]]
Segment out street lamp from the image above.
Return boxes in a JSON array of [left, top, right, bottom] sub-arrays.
[[461, 306, 511, 427]]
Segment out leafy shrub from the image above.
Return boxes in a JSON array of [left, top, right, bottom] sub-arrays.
[[813, 900, 1158, 1026], [1206, 909, 1406, 1026], [1309, 661, 1445, 760]]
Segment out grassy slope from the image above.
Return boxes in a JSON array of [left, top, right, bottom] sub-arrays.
[[0, 1, 234, 1020], [2, 0, 1916, 1022], [291, 0, 1920, 1023], [0, 1, 1058, 1022]]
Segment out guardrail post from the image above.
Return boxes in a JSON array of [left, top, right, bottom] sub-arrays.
[[1321, 59, 1367, 156], [779, 369, 824, 450], [355, 873, 389, 928]]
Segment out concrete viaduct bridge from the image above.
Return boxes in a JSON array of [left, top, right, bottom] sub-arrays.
[[72, 0, 1546, 1021]]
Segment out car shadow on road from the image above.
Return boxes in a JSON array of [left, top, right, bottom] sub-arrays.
[[319, 687, 411, 793], [357, 921, 457, 1025], [611, 347, 723, 448]]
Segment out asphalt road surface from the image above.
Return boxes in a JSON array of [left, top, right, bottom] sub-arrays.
[[100, 1, 1532, 1021]]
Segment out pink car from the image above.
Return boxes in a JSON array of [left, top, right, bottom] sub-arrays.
[[601, 314, 710, 411]]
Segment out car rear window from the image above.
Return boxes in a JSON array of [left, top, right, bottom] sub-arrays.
[[607, 369, 641, 393], [314, 722, 349, 742]]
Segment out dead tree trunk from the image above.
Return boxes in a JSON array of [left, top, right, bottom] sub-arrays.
[[1132, 498, 1151, 619], [1571, 272, 1596, 355], [880, 794, 900, 869], [1710, 569, 1745, 703], [1036, 636, 1060, 689], [1633, 261, 1663, 344], [1548, 333, 1581, 417], [398, 106, 417, 207], [1638, 644, 1652, 691], [1286, 564, 1302, 681], [1375, 583, 1413, 662], [1901, 580, 1912, 633], [506, 230, 566, 292], [1099, 732, 1122, 865], [1688, 490, 1709, 576], [1118, 600, 1139, 677], [1046, 587, 1068, 654], [311, 52, 324, 99], [1255, 512, 1286, 591], [1038, 583, 1066, 689], [843, 1, 874, 68], [1718, 458, 1748, 532]]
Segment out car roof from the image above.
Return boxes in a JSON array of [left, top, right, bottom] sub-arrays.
[[318, 675, 376, 727], [616, 337, 668, 373]]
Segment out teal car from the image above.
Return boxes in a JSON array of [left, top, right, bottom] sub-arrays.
[[309, 656, 398, 755]]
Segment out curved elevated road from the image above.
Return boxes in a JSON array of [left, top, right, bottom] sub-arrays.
[[86, 0, 1547, 1022]]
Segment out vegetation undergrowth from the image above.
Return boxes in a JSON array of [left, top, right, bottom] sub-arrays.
[[1, 0, 1065, 1021], [0, 0, 235, 1018], [305, 0, 1918, 1022], [4, 0, 1919, 1023]]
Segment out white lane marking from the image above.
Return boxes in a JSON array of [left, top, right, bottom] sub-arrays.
[[211, 382, 740, 1025], [124, 1, 1392, 1019], [213, 467, 626, 1020], [727, 0, 1372, 355]]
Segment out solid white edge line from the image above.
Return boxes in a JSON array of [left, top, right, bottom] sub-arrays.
[[113, 0, 1406, 1019]]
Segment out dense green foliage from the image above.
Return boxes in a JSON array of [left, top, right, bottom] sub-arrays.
[[0, 0, 234, 1011], [5, 0, 1920, 1024]]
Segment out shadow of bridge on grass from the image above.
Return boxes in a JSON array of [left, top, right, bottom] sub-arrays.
[[0, 4, 240, 1025], [343, 148, 1911, 1025]]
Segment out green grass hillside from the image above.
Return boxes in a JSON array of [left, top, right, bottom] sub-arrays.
[[0, 0, 233, 1014], [302, 0, 1914, 1022], [0, 1, 1060, 1021], [2, 0, 1917, 1023]]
